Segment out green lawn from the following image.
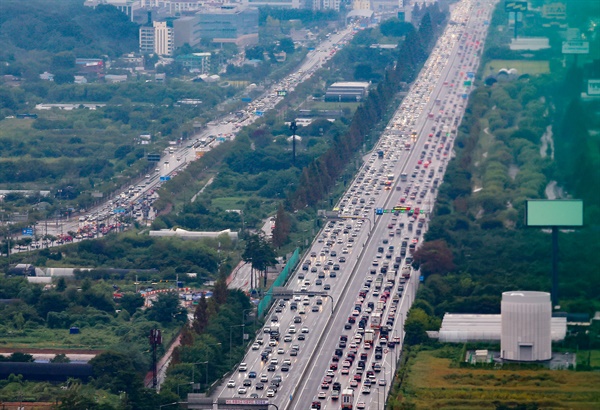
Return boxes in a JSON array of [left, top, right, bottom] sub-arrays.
[[211, 196, 251, 210], [483, 59, 550, 76], [399, 348, 600, 409]]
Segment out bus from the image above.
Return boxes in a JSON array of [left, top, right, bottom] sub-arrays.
[[341, 388, 354, 410]]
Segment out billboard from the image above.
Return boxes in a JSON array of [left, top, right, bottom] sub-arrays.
[[542, 2, 566, 19], [525, 200, 583, 227], [562, 40, 589, 54], [505, 1, 527, 12], [587, 79, 600, 96]]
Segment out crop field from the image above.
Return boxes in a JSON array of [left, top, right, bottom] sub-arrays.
[[402, 349, 600, 409], [483, 60, 550, 76]]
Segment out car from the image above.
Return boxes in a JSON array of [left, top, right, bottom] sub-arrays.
[[255, 382, 265, 390], [379, 378, 387, 386], [361, 386, 370, 395], [243, 379, 252, 386], [297, 333, 306, 341], [251, 343, 260, 350], [281, 364, 290, 372], [266, 389, 276, 397], [238, 387, 247, 394], [356, 402, 366, 409], [267, 364, 276, 372], [317, 391, 327, 399], [283, 358, 291, 365], [250, 393, 259, 398], [248, 371, 257, 378], [301, 327, 309, 333], [283, 335, 293, 342], [260, 374, 268, 382], [324, 284, 331, 290], [227, 380, 235, 388]]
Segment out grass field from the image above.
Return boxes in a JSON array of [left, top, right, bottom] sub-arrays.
[[402, 349, 600, 409], [211, 196, 251, 210], [483, 60, 550, 76], [0, 327, 119, 350]]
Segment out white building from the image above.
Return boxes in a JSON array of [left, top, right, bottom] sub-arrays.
[[139, 21, 174, 56]]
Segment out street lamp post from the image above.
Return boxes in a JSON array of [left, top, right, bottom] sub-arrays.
[[194, 342, 221, 391], [177, 382, 193, 398]]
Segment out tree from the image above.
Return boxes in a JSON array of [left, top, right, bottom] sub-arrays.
[[278, 37, 295, 54], [89, 351, 142, 395], [56, 277, 67, 292], [50, 353, 71, 363], [119, 293, 144, 315], [192, 293, 210, 334], [412, 239, 455, 276], [146, 293, 187, 324], [271, 203, 291, 248]]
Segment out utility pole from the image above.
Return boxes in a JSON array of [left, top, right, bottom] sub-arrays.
[[149, 329, 162, 388]]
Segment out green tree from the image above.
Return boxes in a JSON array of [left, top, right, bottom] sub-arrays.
[[192, 293, 210, 334], [119, 293, 144, 316], [271, 203, 291, 248], [89, 351, 142, 395], [146, 292, 187, 324]]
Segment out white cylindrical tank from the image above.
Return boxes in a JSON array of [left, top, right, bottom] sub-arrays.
[[501, 291, 552, 361]]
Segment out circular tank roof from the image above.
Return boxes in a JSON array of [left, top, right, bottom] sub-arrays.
[[502, 291, 550, 303]]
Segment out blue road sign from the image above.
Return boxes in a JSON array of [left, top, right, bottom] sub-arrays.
[[420, 275, 425, 282], [375, 208, 384, 215], [159, 176, 171, 181], [467, 71, 475, 78], [114, 208, 126, 214], [22, 228, 33, 236], [255, 111, 264, 117]]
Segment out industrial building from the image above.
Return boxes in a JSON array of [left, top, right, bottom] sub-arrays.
[[195, 5, 258, 47], [436, 291, 567, 363], [325, 81, 370, 102], [501, 291, 552, 361]]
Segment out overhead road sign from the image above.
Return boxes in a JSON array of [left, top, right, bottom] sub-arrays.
[[159, 176, 171, 181], [255, 111, 264, 117], [277, 90, 287, 96], [505, 1, 527, 12], [562, 40, 589, 54], [147, 153, 161, 162]]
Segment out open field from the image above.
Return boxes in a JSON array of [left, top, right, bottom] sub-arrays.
[[402, 349, 600, 409], [483, 59, 550, 76]]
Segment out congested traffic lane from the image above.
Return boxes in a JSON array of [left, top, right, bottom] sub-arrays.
[[290, 0, 497, 408]]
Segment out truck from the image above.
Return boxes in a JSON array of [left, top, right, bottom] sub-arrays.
[[370, 312, 381, 329], [374, 275, 383, 290], [364, 329, 375, 346], [270, 324, 280, 341], [386, 270, 396, 285], [341, 389, 355, 410], [401, 266, 411, 279]]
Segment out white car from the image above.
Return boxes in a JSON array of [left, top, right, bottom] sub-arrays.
[[251, 343, 260, 350], [227, 380, 235, 388], [238, 363, 247, 372], [237, 387, 247, 394], [266, 389, 276, 397]]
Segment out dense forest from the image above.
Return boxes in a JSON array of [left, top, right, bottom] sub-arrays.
[[0, 0, 139, 78]]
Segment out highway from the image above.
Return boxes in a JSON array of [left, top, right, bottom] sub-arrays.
[[17, 25, 360, 252], [210, 0, 497, 409]]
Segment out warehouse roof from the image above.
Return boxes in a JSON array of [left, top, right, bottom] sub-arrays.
[[437, 314, 567, 343]]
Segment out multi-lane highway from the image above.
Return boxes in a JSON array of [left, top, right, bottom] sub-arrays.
[[211, 0, 496, 409], [18, 25, 360, 252]]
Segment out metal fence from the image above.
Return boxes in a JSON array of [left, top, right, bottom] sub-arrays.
[[257, 248, 300, 318]]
